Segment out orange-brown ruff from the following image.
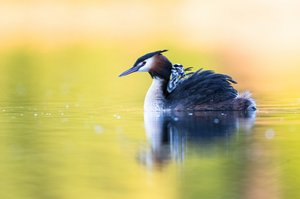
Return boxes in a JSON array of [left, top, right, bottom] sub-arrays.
[[119, 50, 256, 111]]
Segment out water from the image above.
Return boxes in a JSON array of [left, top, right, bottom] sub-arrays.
[[0, 49, 300, 199], [0, 98, 299, 199]]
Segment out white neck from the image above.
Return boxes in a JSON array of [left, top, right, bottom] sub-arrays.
[[144, 78, 167, 111]]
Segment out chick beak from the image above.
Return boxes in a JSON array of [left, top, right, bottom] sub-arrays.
[[119, 66, 139, 77]]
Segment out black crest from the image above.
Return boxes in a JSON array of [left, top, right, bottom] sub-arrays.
[[133, 50, 168, 67]]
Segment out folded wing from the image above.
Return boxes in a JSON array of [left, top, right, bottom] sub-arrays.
[[166, 69, 238, 108]]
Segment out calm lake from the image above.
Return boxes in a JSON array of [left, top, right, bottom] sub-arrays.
[[0, 49, 299, 199]]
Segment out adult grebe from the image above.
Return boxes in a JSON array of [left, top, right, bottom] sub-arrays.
[[119, 50, 256, 111]]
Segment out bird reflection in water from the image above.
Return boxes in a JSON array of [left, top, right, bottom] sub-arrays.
[[138, 111, 256, 169]]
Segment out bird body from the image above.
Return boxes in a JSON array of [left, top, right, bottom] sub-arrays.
[[119, 50, 256, 111]]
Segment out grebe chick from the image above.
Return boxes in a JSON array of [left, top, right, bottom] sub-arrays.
[[119, 50, 256, 111]]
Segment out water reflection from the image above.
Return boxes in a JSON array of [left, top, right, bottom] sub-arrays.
[[140, 111, 256, 168]]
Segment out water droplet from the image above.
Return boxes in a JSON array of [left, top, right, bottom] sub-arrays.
[[94, 125, 103, 134], [265, 129, 275, 139], [213, 118, 220, 124], [188, 112, 193, 116], [33, 113, 38, 117], [173, 117, 179, 121], [113, 114, 121, 120]]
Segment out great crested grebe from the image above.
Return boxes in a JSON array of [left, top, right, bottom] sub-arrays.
[[119, 50, 256, 111]]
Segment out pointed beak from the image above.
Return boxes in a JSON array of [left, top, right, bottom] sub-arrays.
[[119, 66, 139, 77]]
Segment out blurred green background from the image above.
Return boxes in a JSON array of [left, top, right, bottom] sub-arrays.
[[0, 1, 300, 199], [1, 0, 300, 98]]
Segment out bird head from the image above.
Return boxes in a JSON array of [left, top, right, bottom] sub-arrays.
[[119, 50, 172, 79]]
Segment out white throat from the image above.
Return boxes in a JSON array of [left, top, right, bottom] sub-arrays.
[[144, 78, 167, 111]]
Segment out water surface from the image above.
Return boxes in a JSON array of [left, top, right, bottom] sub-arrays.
[[0, 49, 299, 199]]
